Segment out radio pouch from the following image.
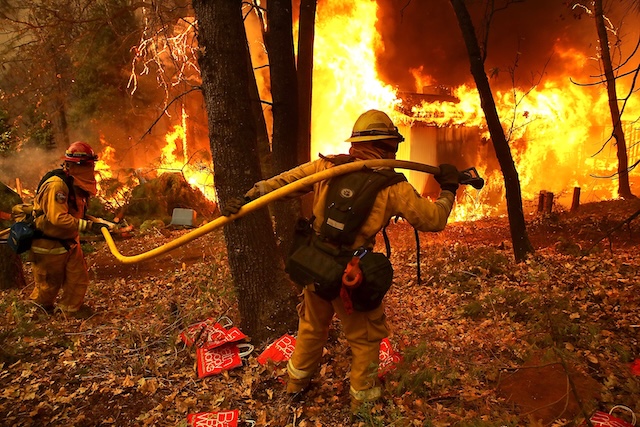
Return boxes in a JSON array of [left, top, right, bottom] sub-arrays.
[[349, 251, 394, 311]]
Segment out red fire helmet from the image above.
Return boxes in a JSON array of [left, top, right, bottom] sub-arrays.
[[64, 141, 98, 165]]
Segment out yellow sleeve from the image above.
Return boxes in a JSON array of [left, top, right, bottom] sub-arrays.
[[388, 182, 455, 232], [35, 178, 88, 239], [244, 159, 326, 200]]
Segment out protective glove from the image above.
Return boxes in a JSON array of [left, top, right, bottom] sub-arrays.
[[434, 163, 460, 194], [88, 220, 110, 234], [221, 196, 250, 217]]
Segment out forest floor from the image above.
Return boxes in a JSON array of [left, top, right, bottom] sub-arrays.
[[1, 198, 639, 427]]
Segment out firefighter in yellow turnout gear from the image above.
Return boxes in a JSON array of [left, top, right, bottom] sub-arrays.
[[29, 141, 110, 317], [222, 110, 459, 411]]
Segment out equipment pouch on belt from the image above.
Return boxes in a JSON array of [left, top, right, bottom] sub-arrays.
[[286, 239, 347, 300], [284, 217, 394, 307], [287, 217, 313, 257], [349, 252, 394, 311]]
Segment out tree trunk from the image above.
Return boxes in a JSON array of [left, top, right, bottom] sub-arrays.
[[246, 36, 272, 181], [449, 0, 533, 263], [0, 245, 26, 290], [297, 0, 316, 166], [296, 0, 317, 218], [0, 182, 26, 289], [192, 0, 297, 343], [594, 0, 634, 199], [264, 0, 301, 258], [51, 45, 70, 149]]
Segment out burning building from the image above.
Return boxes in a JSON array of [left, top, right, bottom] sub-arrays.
[[307, 0, 639, 219], [1, 0, 637, 223]]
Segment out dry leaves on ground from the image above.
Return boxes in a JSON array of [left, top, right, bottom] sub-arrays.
[[1, 199, 639, 426]]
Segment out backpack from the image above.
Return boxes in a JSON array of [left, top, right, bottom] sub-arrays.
[[285, 155, 406, 309], [320, 164, 406, 246], [7, 169, 74, 254], [8, 204, 40, 254]]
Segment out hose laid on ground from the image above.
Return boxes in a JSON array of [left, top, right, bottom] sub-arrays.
[[101, 159, 467, 264]]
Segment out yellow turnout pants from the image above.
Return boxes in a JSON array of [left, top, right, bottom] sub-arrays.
[[29, 241, 89, 312], [288, 287, 388, 399]]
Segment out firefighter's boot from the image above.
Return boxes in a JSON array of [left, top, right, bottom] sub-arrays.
[[286, 377, 311, 394], [350, 386, 382, 414], [286, 360, 312, 394]]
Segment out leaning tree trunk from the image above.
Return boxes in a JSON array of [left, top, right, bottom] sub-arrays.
[[192, 0, 298, 343], [245, 35, 272, 181], [0, 184, 26, 289], [263, 0, 301, 258], [0, 245, 26, 290], [449, 0, 533, 263], [594, 0, 634, 199]]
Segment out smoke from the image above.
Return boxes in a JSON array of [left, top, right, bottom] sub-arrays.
[[0, 147, 63, 196], [374, 0, 639, 92]]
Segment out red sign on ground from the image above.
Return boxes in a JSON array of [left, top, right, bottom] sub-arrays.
[[257, 334, 296, 365], [196, 344, 243, 378], [579, 407, 636, 427], [379, 338, 403, 378], [187, 409, 239, 427]]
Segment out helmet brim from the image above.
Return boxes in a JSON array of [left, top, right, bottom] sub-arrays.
[[346, 135, 403, 143], [347, 135, 382, 143]]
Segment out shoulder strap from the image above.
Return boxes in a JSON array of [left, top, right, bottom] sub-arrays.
[[37, 169, 65, 193], [36, 169, 76, 207], [320, 168, 407, 246]]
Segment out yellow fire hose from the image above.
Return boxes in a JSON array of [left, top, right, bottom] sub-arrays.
[[101, 159, 483, 264]]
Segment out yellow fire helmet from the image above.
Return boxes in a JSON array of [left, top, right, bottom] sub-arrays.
[[345, 109, 405, 144]]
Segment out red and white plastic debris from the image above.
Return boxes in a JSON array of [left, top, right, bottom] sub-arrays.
[[187, 409, 239, 427], [579, 405, 637, 427], [378, 337, 403, 378], [180, 316, 247, 350], [196, 343, 254, 378], [257, 334, 296, 365]]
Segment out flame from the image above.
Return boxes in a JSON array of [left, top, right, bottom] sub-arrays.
[[94, 143, 116, 183], [310, 1, 401, 156], [310, 0, 639, 221], [109, 2, 638, 224], [157, 106, 216, 202], [94, 138, 139, 209]]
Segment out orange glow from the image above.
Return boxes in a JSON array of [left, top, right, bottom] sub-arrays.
[[310, 0, 639, 221], [109, 3, 638, 224], [311, 1, 401, 156], [158, 106, 216, 201], [94, 138, 138, 208]]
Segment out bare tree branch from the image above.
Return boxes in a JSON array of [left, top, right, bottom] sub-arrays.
[[138, 87, 201, 142]]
